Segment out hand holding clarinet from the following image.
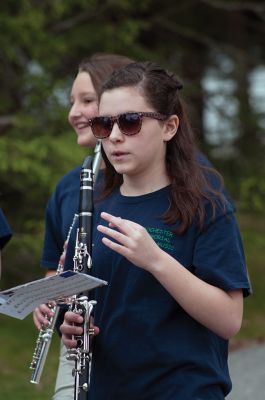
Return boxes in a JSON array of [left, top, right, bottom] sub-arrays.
[[60, 311, 99, 349]]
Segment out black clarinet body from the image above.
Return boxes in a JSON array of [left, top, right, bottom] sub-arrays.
[[76, 155, 93, 275], [67, 155, 96, 400]]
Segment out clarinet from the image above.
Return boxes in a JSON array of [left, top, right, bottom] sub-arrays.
[[30, 213, 78, 384], [66, 151, 97, 400]]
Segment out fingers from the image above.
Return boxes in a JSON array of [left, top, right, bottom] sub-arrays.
[[63, 240, 68, 251], [98, 212, 137, 244], [60, 312, 100, 348], [59, 252, 66, 267], [93, 326, 100, 336], [97, 224, 129, 248], [100, 212, 141, 233], [100, 212, 132, 233], [58, 240, 68, 267], [90, 316, 100, 337], [60, 311, 84, 348], [33, 303, 55, 330], [65, 310, 84, 325], [98, 211, 161, 272], [98, 212, 145, 254]]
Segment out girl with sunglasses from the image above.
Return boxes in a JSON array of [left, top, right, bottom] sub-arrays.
[[32, 53, 133, 400], [61, 62, 251, 399]]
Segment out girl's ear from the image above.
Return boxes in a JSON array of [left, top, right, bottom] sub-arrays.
[[163, 115, 179, 142]]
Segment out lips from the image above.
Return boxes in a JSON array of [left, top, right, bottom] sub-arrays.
[[75, 121, 90, 130], [110, 150, 130, 162], [112, 151, 128, 156]]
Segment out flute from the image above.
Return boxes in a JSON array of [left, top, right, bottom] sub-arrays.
[[29, 214, 77, 384]]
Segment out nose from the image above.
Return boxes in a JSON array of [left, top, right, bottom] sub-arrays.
[[68, 102, 82, 121], [108, 121, 124, 142]]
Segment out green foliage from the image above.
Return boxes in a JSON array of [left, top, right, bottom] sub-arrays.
[[216, 156, 265, 216], [0, 126, 88, 286], [238, 176, 265, 214]]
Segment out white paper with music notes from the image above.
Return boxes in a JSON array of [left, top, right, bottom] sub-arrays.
[[0, 271, 107, 319]]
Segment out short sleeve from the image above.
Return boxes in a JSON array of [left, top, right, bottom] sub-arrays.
[[39, 166, 81, 270], [193, 204, 251, 297], [40, 194, 63, 269]]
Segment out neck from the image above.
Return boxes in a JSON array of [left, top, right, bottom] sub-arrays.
[[120, 164, 170, 196]]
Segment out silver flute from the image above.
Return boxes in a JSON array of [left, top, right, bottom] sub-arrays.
[[29, 141, 102, 385], [29, 213, 78, 384]]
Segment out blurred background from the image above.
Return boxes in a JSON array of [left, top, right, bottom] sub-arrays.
[[0, 1, 264, 398]]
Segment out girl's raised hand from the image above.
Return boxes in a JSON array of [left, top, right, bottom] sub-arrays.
[[97, 212, 162, 273]]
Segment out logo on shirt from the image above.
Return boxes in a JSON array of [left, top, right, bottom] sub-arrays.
[[146, 227, 174, 251]]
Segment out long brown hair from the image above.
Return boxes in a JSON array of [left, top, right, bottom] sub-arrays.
[[78, 53, 134, 95], [99, 62, 225, 234]]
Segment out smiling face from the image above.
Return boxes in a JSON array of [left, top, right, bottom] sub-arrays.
[[100, 86, 178, 192], [68, 71, 99, 147]]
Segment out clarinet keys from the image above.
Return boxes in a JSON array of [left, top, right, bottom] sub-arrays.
[[66, 298, 96, 398]]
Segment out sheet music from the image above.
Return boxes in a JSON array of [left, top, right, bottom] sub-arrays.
[[0, 271, 107, 320]]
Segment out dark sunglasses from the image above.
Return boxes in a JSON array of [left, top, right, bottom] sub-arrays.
[[90, 111, 167, 139]]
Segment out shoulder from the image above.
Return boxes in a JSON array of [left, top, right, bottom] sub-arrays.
[[196, 152, 235, 209], [55, 165, 82, 191], [45, 166, 81, 218], [51, 166, 81, 200], [195, 151, 213, 167]]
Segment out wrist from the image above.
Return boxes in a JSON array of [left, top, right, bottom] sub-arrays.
[[147, 249, 170, 276]]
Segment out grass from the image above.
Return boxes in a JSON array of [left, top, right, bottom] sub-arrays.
[[231, 213, 265, 344], [0, 314, 60, 399], [0, 212, 264, 397]]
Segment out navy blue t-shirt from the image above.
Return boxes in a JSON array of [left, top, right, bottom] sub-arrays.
[[0, 208, 12, 249], [40, 156, 251, 398], [40, 166, 81, 270], [88, 187, 250, 400], [40, 152, 225, 271]]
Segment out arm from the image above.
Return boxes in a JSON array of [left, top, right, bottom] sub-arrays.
[[97, 212, 243, 340], [33, 187, 66, 330], [33, 243, 67, 330], [32, 269, 57, 329], [151, 251, 243, 339]]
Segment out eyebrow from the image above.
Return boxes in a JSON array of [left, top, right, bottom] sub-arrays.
[[80, 91, 97, 97], [70, 91, 97, 99]]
